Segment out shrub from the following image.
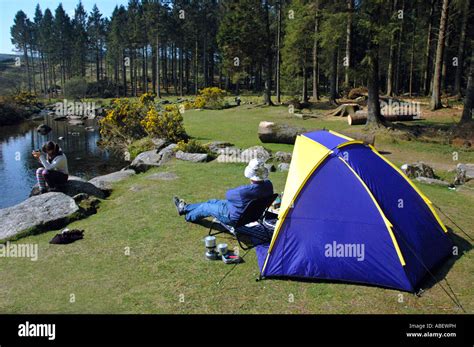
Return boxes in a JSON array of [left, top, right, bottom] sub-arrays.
[[127, 137, 156, 160], [141, 105, 188, 143], [12, 91, 38, 106], [64, 77, 88, 99], [193, 87, 226, 109], [175, 139, 209, 154], [139, 92, 156, 105], [0, 99, 28, 125], [99, 98, 147, 148]]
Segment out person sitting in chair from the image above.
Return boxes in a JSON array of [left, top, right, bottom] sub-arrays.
[[173, 158, 273, 225], [32, 141, 69, 194]]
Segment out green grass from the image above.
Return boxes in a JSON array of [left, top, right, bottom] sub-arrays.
[[1, 101, 472, 314]]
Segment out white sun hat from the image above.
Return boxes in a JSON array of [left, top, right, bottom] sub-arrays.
[[244, 158, 269, 181]]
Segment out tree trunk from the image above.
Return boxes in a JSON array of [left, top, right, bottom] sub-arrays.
[[387, 0, 398, 96], [423, 0, 436, 96], [409, 13, 416, 97], [312, 0, 320, 101], [263, 0, 273, 106], [394, 0, 405, 95], [329, 47, 338, 104], [156, 37, 161, 98], [430, 0, 449, 110], [460, 47, 473, 123], [344, 0, 353, 88], [302, 53, 308, 102], [454, 0, 469, 97], [276, 0, 282, 103], [366, 46, 383, 126]]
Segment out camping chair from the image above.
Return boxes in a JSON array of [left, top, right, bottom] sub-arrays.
[[208, 193, 278, 250]]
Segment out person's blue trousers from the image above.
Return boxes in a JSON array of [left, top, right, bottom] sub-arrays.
[[184, 199, 233, 225]]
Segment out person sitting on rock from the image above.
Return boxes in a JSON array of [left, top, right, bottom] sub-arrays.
[[173, 158, 273, 225], [32, 141, 69, 194]]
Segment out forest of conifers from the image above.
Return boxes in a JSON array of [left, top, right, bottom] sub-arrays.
[[9, 0, 474, 122]]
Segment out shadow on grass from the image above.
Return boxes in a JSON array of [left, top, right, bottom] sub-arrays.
[[419, 229, 472, 292]]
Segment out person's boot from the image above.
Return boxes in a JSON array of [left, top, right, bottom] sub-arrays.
[[173, 196, 187, 216]]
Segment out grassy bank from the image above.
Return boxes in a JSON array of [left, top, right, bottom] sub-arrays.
[[0, 100, 472, 314]]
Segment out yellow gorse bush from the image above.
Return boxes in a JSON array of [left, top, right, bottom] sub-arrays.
[[192, 87, 226, 109], [99, 97, 188, 149]]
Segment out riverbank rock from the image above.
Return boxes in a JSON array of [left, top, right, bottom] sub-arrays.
[[130, 150, 163, 173], [0, 193, 79, 241], [175, 150, 208, 163], [89, 169, 136, 191], [401, 162, 435, 179], [130, 143, 177, 173], [275, 151, 292, 163], [37, 124, 52, 136], [29, 177, 107, 199], [454, 163, 474, 185]]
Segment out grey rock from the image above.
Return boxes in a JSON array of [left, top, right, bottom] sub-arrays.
[[401, 162, 435, 179], [175, 150, 208, 163], [455, 163, 474, 185], [157, 143, 177, 165], [415, 177, 450, 187], [151, 138, 169, 151], [146, 172, 179, 180], [89, 170, 136, 191], [130, 150, 162, 173], [29, 177, 106, 199], [275, 151, 292, 163], [206, 141, 234, 154], [37, 124, 52, 135], [278, 163, 290, 171], [0, 193, 79, 241]]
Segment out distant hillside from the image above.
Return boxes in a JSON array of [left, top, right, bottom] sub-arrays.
[[0, 54, 18, 62]]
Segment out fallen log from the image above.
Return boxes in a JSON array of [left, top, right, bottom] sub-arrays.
[[258, 121, 307, 144], [258, 121, 375, 145], [326, 103, 361, 117], [348, 112, 417, 126]]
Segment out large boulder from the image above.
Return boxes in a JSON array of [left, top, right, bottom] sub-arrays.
[[401, 162, 435, 179], [130, 143, 177, 173], [89, 169, 136, 191], [278, 163, 290, 172], [0, 193, 79, 241], [29, 177, 106, 199], [130, 150, 162, 173], [454, 163, 474, 185], [175, 150, 208, 163]]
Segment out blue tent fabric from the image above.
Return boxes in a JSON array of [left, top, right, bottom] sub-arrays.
[[334, 144, 453, 287], [261, 155, 412, 290], [303, 131, 349, 150], [258, 130, 452, 292]]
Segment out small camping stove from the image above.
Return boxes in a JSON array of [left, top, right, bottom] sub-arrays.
[[204, 236, 219, 260]]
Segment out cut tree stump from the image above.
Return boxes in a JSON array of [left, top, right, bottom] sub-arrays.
[[326, 103, 361, 117], [258, 121, 375, 145], [348, 112, 417, 126]]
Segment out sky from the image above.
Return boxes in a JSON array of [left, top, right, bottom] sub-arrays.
[[0, 0, 130, 54]]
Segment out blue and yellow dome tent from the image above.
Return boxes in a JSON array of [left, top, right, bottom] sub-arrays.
[[256, 130, 453, 292]]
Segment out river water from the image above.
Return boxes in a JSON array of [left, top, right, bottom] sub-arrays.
[[0, 116, 127, 208]]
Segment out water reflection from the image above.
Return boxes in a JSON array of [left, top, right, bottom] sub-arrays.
[[0, 116, 127, 208]]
